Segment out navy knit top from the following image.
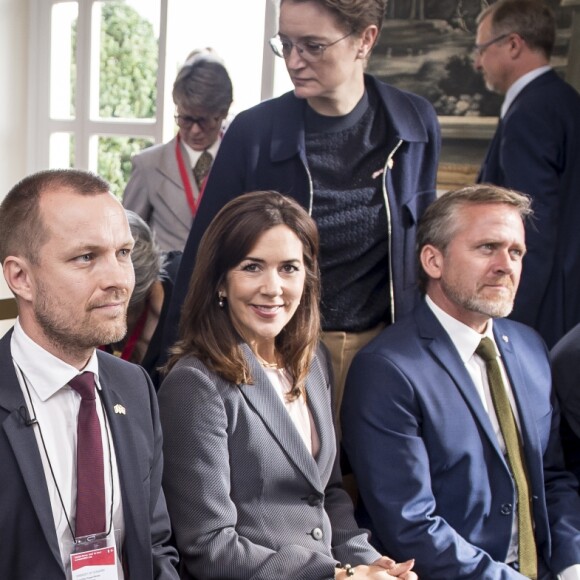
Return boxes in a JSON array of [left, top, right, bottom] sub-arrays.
[[306, 87, 391, 332]]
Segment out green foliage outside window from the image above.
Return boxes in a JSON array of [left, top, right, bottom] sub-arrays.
[[72, 1, 158, 198], [99, 1, 157, 198]]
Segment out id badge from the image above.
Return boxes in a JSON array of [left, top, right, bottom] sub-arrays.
[[68, 532, 120, 580]]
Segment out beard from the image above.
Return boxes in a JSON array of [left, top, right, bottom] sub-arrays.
[[34, 281, 129, 359], [442, 276, 516, 320]]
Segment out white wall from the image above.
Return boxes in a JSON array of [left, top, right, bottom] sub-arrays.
[[0, 0, 28, 334]]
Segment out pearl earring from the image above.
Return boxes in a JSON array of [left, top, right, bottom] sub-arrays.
[[218, 292, 225, 308]]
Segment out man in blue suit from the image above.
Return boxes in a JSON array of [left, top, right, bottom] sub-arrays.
[[475, 0, 580, 348], [342, 184, 580, 578]]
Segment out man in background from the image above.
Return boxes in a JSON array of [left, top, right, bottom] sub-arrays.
[[475, 0, 580, 348]]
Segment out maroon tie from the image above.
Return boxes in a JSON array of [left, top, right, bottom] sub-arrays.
[[69, 372, 106, 538]]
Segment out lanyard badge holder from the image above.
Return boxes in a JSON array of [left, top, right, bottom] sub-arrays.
[[67, 530, 122, 580]]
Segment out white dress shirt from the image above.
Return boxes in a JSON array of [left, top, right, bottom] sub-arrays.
[[263, 366, 320, 458], [426, 297, 580, 579], [11, 319, 125, 579]]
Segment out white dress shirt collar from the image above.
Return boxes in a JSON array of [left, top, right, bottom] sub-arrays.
[[11, 319, 100, 397], [182, 135, 220, 167], [425, 295, 494, 360]]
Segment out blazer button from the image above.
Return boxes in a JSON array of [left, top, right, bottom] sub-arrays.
[[311, 527, 323, 540], [500, 503, 513, 515], [308, 494, 321, 507]]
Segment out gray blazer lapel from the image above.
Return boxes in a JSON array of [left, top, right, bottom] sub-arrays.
[[158, 137, 185, 189], [157, 138, 197, 228], [304, 353, 335, 481], [237, 345, 323, 491], [0, 334, 63, 571]]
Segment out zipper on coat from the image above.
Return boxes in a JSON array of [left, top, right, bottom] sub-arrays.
[[383, 139, 403, 324], [300, 155, 315, 216]]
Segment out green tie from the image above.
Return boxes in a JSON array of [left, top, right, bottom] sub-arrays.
[[476, 337, 537, 579], [192, 150, 213, 189]]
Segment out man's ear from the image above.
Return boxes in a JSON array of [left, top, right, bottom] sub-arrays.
[[420, 244, 444, 281], [508, 32, 525, 59], [3, 256, 34, 303]]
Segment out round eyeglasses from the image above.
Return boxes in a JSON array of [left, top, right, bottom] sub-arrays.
[[269, 32, 352, 62], [174, 114, 221, 132]]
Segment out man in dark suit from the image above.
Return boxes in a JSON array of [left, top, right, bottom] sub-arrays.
[[550, 323, 580, 489], [475, 0, 580, 348], [342, 184, 580, 578], [0, 169, 179, 579]]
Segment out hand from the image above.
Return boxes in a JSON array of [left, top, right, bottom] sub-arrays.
[[335, 560, 418, 579], [371, 556, 417, 579]]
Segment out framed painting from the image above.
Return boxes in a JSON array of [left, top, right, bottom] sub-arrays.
[[368, 0, 573, 182]]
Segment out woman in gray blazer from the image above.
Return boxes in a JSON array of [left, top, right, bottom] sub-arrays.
[[158, 191, 417, 580]]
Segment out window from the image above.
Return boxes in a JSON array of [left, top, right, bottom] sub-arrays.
[[29, 0, 293, 197]]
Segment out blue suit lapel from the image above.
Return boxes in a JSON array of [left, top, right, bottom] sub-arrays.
[[416, 302, 505, 458], [493, 323, 542, 468], [237, 344, 324, 491], [0, 332, 64, 573]]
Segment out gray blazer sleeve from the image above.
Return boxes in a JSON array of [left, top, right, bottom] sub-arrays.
[[122, 154, 153, 221], [158, 354, 379, 580]]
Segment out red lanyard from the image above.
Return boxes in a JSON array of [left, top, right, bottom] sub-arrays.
[[175, 134, 206, 217], [119, 300, 149, 362]]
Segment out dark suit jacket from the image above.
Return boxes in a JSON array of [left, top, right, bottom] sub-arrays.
[[478, 69, 580, 348], [0, 330, 179, 580], [158, 344, 380, 580], [342, 300, 580, 579], [551, 322, 580, 488]]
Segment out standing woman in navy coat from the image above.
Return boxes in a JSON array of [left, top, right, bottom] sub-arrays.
[[163, 0, 441, 416], [158, 191, 417, 580]]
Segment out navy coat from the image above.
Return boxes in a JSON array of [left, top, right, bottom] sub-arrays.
[[161, 75, 440, 354]]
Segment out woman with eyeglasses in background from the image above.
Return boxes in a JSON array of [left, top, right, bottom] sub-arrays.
[[123, 48, 233, 253], [164, 0, 441, 426]]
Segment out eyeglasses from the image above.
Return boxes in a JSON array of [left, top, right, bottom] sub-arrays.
[[269, 32, 352, 62], [473, 33, 511, 56], [174, 114, 221, 132]]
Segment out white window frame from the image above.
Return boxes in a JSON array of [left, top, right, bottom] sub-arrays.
[[27, 0, 281, 175]]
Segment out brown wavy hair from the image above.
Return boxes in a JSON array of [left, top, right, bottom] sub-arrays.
[[169, 191, 320, 399]]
